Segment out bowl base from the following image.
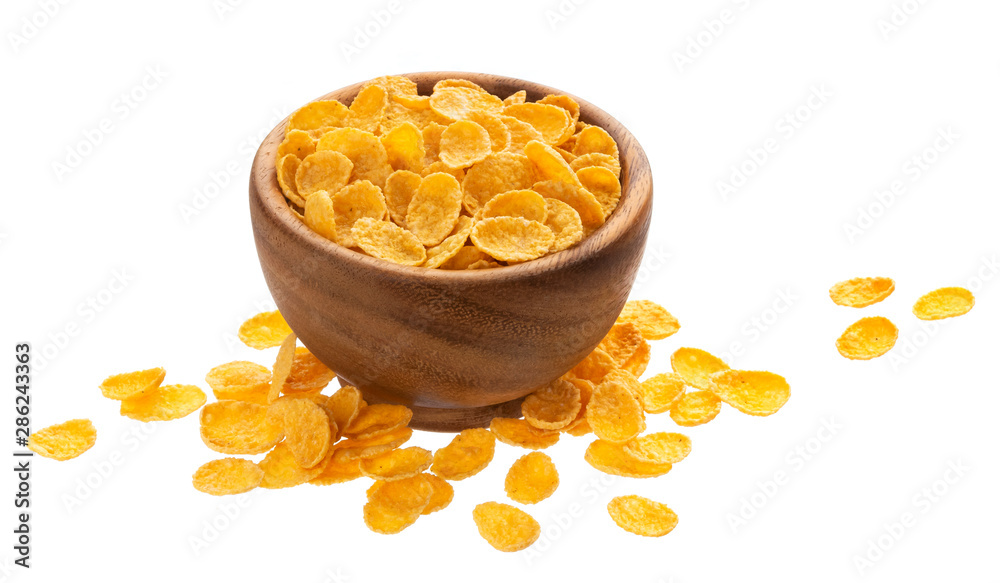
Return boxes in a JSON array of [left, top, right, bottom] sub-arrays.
[[337, 377, 524, 432]]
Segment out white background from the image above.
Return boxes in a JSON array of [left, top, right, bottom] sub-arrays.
[[2, 0, 999, 581]]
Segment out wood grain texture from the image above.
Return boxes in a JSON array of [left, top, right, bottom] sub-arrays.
[[249, 72, 653, 431]]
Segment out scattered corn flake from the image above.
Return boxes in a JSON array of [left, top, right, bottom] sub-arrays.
[[332, 426, 413, 462], [27, 419, 96, 461], [206, 361, 271, 403], [283, 347, 336, 394], [310, 455, 362, 486], [584, 439, 672, 478], [99, 367, 165, 401], [258, 442, 322, 489], [360, 447, 433, 481], [829, 277, 895, 308], [709, 370, 790, 417], [489, 417, 560, 450], [200, 400, 283, 455], [569, 347, 618, 384], [238, 310, 293, 350], [522, 378, 582, 430], [599, 322, 651, 377], [638, 373, 686, 414], [616, 300, 680, 340], [345, 404, 413, 441], [120, 384, 206, 422], [265, 397, 331, 468], [913, 287, 975, 320], [623, 432, 691, 464], [836, 316, 898, 360], [325, 385, 364, 440], [587, 375, 646, 444], [422, 473, 455, 514], [472, 502, 540, 552], [431, 428, 495, 481], [268, 333, 297, 403], [192, 458, 264, 496], [670, 347, 730, 390], [669, 390, 722, 427], [607, 495, 678, 537], [505, 452, 559, 504]]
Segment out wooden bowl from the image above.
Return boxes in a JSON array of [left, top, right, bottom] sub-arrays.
[[249, 72, 653, 431]]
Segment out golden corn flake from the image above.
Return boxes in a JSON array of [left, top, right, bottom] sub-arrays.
[[599, 322, 651, 377], [120, 384, 207, 422], [332, 426, 412, 462], [431, 428, 495, 481], [461, 152, 538, 214], [347, 84, 388, 134], [467, 258, 500, 270], [383, 169, 423, 226], [584, 439, 672, 478], [287, 100, 351, 133], [439, 120, 492, 168], [406, 172, 463, 246], [99, 367, 165, 400], [353, 217, 427, 266], [325, 385, 364, 439], [537, 94, 581, 127], [501, 115, 545, 155], [423, 216, 474, 269], [192, 458, 264, 496], [205, 361, 271, 403], [276, 154, 305, 207], [430, 86, 504, 121], [258, 442, 322, 489], [238, 310, 293, 350], [913, 287, 975, 320], [505, 452, 559, 505], [304, 190, 339, 242], [200, 400, 283, 455], [489, 417, 560, 450], [623, 432, 691, 464], [587, 376, 646, 444], [670, 348, 730, 390], [522, 378, 582, 430], [504, 103, 574, 146], [380, 122, 425, 173], [268, 333, 297, 403], [345, 404, 413, 441], [562, 377, 594, 435], [310, 456, 362, 486], [265, 397, 331, 468], [616, 300, 680, 340], [570, 152, 621, 177], [466, 111, 511, 153], [709, 370, 790, 416], [364, 474, 434, 534], [329, 180, 389, 248], [422, 473, 455, 514], [638, 373, 686, 414], [317, 127, 392, 188], [277, 129, 316, 160], [27, 419, 96, 461], [295, 150, 354, 198], [554, 145, 577, 163], [471, 217, 555, 262], [283, 347, 335, 394], [434, 78, 487, 92], [669, 390, 722, 427], [360, 447, 433, 481], [525, 140, 581, 187], [364, 75, 418, 98], [577, 165, 621, 218], [573, 125, 619, 161], [607, 495, 678, 537], [481, 189, 548, 223], [392, 93, 430, 110], [472, 502, 541, 552], [543, 198, 584, 252], [829, 276, 895, 308], [421, 122, 447, 164], [836, 316, 898, 360], [533, 180, 605, 231], [503, 90, 527, 106], [569, 347, 618, 384]]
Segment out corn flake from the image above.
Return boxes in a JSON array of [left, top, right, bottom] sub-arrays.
[[829, 277, 895, 308], [431, 428, 495, 481], [623, 432, 691, 464], [472, 502, 540, 552], [27, 419, 96, 461], [192, 458, 263, 496], [200, 400, 284, 455], [669, 390, 722, 427], [670, 348, 730, 390], [489, 417, 560, 450], [913, 287, 975, 320], [238, 310, 293, 350], [709, 370, 790, 416], [522, 378, 582, 430], [638, 373, 686, 414], [584, 439, 672, 478], [836, 316, 898, 360], [360, 447, 433, 481], [607, 495, 678, 537], [471, 217, 554, 262], [99, 367, 165, 400], [120, 384, 206, 422], [587, 376, 646, 443], [505, 452, 559, 504], [353, 217, 427, 266], [258, 442, 322, 489]]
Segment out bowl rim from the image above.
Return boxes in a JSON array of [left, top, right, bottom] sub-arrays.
[[251, 71, 653, 283]]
